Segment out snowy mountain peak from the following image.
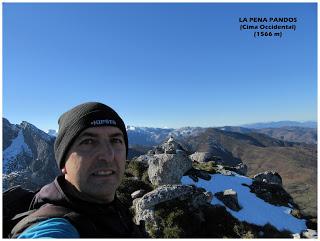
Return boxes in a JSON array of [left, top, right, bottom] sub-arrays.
[[126, 125, 136, 131], [46, 129, 58, 137]]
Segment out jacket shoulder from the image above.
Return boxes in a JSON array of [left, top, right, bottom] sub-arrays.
[[10, 204, 95, 238], [16, 218, 80, 238]]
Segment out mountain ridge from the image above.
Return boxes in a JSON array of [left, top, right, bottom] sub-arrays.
[[2, 118, 317, 218]]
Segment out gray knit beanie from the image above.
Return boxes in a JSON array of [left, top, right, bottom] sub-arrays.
[[54, 102, 128, 169]]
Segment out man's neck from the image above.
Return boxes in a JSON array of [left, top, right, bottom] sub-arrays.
[[63, 178, 114, 204]]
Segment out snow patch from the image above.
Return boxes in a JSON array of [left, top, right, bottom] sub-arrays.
[[181, 174, 307, 234], [46, 129, 58, 137], [127, 125, 136, 131], [3, 130, 33, 173]]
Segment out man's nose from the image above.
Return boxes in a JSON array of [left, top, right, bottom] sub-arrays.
[[97, 140, 114, 161]]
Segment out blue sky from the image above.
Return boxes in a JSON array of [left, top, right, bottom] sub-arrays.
[[3, 3, 317, 131]]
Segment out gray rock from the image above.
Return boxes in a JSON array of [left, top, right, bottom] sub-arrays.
[[131, 189, 147, 199], [185, 168, 212, 181], [133, 184, 212, 225], [233, 163, 248, 176], [301, 229, 317, 239], [134, 206, 155, 225], [216, 165, 234, 176], [253, 171, 283, 186], [190, 191, 214, 208], [148, 153, 192, 186], [133, 185, 194, 224], [215, 189, 242, 211], [136, 185, 194, 210], [292, 233, 300, 239], [189, 152, 212, 162], [157, 136, 188, 154], [132, 154, 153, 164]]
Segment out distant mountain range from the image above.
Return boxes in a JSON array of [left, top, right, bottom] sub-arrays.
[[45, 120, 317, 145], [2, 118, 317, 217], [241, 121, 317, 129]]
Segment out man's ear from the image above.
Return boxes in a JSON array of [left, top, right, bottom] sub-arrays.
[[62, 167, 67, 174]]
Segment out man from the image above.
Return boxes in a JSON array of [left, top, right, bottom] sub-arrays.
[[12, 102, 146, 238]]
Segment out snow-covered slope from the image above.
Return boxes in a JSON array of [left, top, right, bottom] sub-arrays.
[[3, 118, 59, 191], [46, 129, 58, 137], [3, 130, 33, 173], [181, 174, 308, 235]]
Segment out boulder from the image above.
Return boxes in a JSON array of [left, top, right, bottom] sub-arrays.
[[215, 189, 242, 211], [233, 163, 248, 176], [301, 229, 317, 239], [247, 181, 295, 207], [292, 233, 300, 239], [132, 154, 153, 164], [133, 185, 193, 224], [131, 189, 147, 199], [148, 153, 192, 186], [156, 136, 188, 154], [136, 185, 194, 210], [185, 168, 212, 181], [253, 171, 282, 186], [133, 184, 212, 224], [216, 165, 234, 176], [190, 191, 214, 208], [189, 152, 212, 162]]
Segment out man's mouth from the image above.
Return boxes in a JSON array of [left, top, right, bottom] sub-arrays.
[[92, 170, 115, 177]]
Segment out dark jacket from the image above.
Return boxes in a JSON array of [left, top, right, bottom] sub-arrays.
[[11, 176, 147, 238]]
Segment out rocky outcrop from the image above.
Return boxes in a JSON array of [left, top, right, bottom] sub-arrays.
[[253, 171, 283, 186], [147, 138, 193, 186], [185, 167, 212, 182], [148, 152, 192, 186], [229, 163, 248, 176], [245, 180, 295, 208], [301, 229, 317, 239], [150, 136, 189, 154], [131, 189, 147, 199], [133, 184, 212, 225], [189, 152, 212, 162], [215, 189, 242, 211], [215, 165, 234, 176], [132, 154, 153, 164]]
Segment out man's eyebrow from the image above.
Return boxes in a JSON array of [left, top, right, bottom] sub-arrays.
[[77, 131, 124, 139], [77, 132, 98, 139], [110, 133, 124, 138]]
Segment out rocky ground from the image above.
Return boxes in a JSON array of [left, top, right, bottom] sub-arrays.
[[117, 137, 317, 238]]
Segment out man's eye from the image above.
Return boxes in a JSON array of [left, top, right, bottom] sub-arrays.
[[111, 138, 123, 144], [80, 138, 94, 145]]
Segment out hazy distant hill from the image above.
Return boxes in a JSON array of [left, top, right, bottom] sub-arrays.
[[242, 121, 317, 129], [219, 126, 317, 145], [255, 127, 317, 145]]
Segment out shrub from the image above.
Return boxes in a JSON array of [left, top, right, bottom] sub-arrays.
[[117, 176, 153, 207], [193, 161, 217, 174], [202, 205, 241, 238], [151, 199, 203, 238], [125, 160, 149, 180], [163, 226, 182, 238]]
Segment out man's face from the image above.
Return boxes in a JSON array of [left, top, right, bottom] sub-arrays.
[[63, 126, 126, 203]]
